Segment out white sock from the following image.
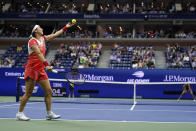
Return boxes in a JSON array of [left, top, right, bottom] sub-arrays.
[[18, 112, 23, 114], [47, 111, 52, 115]]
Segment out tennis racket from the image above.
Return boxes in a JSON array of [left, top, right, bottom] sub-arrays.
[[52, 68, 85, 85]]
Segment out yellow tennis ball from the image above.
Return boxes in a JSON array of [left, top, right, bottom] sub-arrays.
[[72, 19, 76, 24]]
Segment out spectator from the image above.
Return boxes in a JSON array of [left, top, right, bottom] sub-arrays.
[[5, 56, 15, 67], [192, 58, 196, 69], [183, 53, 190, 62], [84, 61, 89, 68], [0, 58, 4, 67], [110, 53, 117, 61], [56, 60, 61, 68], [147, 57, 155, 69], [3, 61, 12, 67], [50, 58, 55, 68], [138, 59, 144, 68], [132, 57, 138, 69], [17, 45, 22, 52], [80, 55, 87, 65], [189, 4, 195, 13], [91, 56, 97, 66], [116, 50, 121, 63], [71, 49, 77, 58]]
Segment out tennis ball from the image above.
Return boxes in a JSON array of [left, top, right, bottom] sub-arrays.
[[72, 19, 76, 24]]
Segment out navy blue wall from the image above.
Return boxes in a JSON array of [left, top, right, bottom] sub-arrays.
[[0, 68, 196, 99]]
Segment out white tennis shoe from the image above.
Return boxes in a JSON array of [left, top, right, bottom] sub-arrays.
[[16, 112, 30, 121], [46, 112, 61, 120]]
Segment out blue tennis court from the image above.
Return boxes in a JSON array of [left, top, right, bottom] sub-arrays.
[[1, 97, 196, 131]]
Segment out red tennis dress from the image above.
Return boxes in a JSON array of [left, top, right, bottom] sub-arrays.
[[24, 36, 48, 81]]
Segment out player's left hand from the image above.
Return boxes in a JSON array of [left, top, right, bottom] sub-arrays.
[[46, 66, 53, 72], [66, 22, 75, 28]]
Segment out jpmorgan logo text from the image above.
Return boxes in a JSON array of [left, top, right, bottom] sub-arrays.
[[163, 75, 196, 82], [84, 74, 113, 81]]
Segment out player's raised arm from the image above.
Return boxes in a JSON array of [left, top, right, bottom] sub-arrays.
[[45, 22, 74, 42]]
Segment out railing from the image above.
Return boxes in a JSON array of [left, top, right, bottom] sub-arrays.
[[0, 37, 196, 44]]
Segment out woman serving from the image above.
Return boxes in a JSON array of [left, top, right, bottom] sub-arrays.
[[16, 23, 74, 121]]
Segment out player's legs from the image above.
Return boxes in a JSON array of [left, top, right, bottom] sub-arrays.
[[38, 79, 61, 120], [37, 79, 52, 111], [72, 90, 75, 98], [71, 88, 75, 98], [69, 86, 74, 98], [16, 78, 35, 121], [187, 85, 195, 100], [19, 78, 36, 112], [178, 89, 187, 101]]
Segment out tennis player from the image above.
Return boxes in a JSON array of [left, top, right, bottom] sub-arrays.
[[178, 84, 195, 101], [16, 23, 74, 121]]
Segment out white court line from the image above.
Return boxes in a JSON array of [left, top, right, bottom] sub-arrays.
[[0, 107, 32, 109], [0, 102, 16, 104], [53, 107, 128, 111], [0, 106, 128, 111], [0, 102, 42, 108], [0, 118, 196, 124], [1, 106, 196, 113], [52, 107, 196, 113], [134, 109, 196, 113]]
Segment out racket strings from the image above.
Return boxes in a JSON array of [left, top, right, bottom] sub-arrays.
[[66, 71, 85, 85]]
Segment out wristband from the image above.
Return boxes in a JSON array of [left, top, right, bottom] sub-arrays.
[[62, 26, 67, 31], [43, 61, 49, 67]]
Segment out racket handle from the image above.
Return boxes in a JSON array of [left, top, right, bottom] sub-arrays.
[[52, 69, 58, 73]]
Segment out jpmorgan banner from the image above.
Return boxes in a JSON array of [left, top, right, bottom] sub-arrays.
[[0, 68, 196, 98]]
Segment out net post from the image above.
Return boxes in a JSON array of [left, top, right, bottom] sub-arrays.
[[16, 77, 21, 102], [133, 84, 137, 105]]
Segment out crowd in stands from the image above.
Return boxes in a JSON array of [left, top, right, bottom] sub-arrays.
[[0, 44, 26, 68], [50, 42, 102, 68], [109, 44, 155, 69], [1, 0, 196, 14], [135, 1, 196, 14], [1, 24, 31, 38], [165, 44, 196, 69], [0, 56, 15, 67], [0, 43, 49, 68], [174, 31, 196, 39], [136, 29, 196, 39], [2, 42, 196, 70], [2, 24, 196, 39], [1, 0, 49, 14]]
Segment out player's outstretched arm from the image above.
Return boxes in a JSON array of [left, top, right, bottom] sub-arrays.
[[45, 22, 74, 42]]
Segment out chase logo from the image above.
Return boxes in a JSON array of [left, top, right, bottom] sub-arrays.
[[132, 71, 144, 78]]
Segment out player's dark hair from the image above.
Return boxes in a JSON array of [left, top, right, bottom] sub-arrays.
[[29, 32, 36, 40]]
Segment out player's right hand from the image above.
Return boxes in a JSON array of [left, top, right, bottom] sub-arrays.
[[66, 22, 75, 28], [46, 66, 53, 72]]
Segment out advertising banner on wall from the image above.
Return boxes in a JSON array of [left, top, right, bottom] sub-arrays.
[[0, 68, 196, 98]]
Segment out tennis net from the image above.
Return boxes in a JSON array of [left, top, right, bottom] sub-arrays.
[[16, 77, 196, 106]]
